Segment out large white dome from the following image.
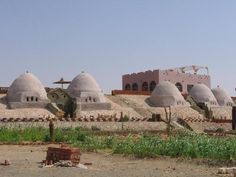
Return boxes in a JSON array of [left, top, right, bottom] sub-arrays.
[[150, 81, 187, 107], [189, 84, 218, 106], [212, 87, 234, 106], [67, 72, 105, 103], [67, 72, 102, 97], [7, 72, 48, 108]]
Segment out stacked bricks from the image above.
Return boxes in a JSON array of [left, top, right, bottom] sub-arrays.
[[46, 145, 81, 165], [0, 116, 233, 123], [0, 114, 155, 122], [183, 117, 232, 123]]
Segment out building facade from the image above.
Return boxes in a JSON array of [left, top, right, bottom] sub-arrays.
[[122, 66, 211, 94]]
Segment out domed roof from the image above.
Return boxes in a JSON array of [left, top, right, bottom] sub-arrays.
[[212, 87, 234, 106], [67, 72, 102, 98], [7, 72, 48, 102], [150, 81, 187, 107], [189, 84, 218, 106]]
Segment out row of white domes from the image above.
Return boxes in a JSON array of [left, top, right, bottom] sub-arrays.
[[6, 72, 234, 107], [7, 71, 104, 105], [151, 82, 233, 107]]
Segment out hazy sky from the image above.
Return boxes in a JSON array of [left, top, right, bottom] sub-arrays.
[[0, 0, 236, 94]]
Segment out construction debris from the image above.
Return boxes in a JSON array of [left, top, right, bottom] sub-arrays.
[[54, 160, 74, 167], [0, 160, 11, 166], [41, 160, 88, 169], [218, 167, 236, 175]]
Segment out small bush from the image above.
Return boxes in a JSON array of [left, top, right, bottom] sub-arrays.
[[120, 115, 129, 122]]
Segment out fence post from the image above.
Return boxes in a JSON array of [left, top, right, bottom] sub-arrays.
[[232, 106, 236, 130], [49, 120, 54, 142]]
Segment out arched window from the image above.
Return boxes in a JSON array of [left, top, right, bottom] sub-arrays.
[[142, 82, 148, 91], [132, 83, 138, 91], [175, 82, 183, 92], [125, 84, 131, 91], [150, 81, 156, 92]]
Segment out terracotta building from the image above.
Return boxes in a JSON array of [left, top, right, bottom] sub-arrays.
[[122, 65, 211, 94]]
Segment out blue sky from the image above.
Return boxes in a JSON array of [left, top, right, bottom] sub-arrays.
[[0, 0, 236, 94]]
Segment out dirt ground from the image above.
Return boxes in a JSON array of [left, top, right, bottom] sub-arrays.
[[0, 145, 221, 177]]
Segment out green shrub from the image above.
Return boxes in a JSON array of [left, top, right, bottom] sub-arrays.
[[2, 127, 236, 160]]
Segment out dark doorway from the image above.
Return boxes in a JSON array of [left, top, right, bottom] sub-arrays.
[[150, 81, 156, 92], [142, 82, 148, 91], [132, 83, 138, 91]]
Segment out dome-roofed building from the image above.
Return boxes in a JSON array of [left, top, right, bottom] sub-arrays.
[[212, 87, 234, 106], [189, 84, 218, 106], [67, 71, 106, 103], [67, 71, 110, 112], [150, 81, 187, 107], [7, 72, 49, 109]]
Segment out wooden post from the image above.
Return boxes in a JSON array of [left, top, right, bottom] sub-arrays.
[[120, 112, 123, 119], [49, 120, 54, 142], [232, 106, 236, 130], [164, 106, 172, 136]]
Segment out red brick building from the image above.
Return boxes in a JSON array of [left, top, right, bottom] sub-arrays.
[[122, 65, 211, 94]]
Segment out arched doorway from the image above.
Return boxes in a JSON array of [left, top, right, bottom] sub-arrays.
[[125, 84, 131, 91], [150, 81, 156, 92], [142, 82, 148, 91], [132, 83, 138, 91], [175, 82, 183, 92]]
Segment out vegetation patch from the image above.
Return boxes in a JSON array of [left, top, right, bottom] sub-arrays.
[[1, 127, 236, 160]]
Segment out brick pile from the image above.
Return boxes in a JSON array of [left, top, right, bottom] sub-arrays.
[[46, 145, 81, 165]]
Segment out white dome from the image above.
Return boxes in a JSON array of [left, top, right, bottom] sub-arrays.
[[212, 87, 233, 106], [67, 72, 105, 103], [150, 81, 187, 107], [67, 72, 102, 97], [189, 84, 218, 106], [7, 72, 48, 108]]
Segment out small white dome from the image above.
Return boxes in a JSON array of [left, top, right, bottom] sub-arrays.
[[150, 81, 187, 107], [7, 72, 48, 108], [189, 84, 218, 106], [212, 87, 233, 106]]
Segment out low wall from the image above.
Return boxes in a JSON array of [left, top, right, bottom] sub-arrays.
[[0, 122, 167, 131], [111, 90, 151, 96], [77, 102, 111, 111]]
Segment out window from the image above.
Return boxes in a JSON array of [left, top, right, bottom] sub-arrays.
[[31, 96, 34, 101], [175, 82, 183, 92], [26, 97, 29, 102], [93, 98, 96, 102], [35, 98, 38, 102]]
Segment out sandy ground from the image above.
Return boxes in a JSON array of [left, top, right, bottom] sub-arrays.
[[0, 145, 219, 177]]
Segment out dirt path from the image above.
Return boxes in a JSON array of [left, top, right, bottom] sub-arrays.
[[0, 145, 218, 177]]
